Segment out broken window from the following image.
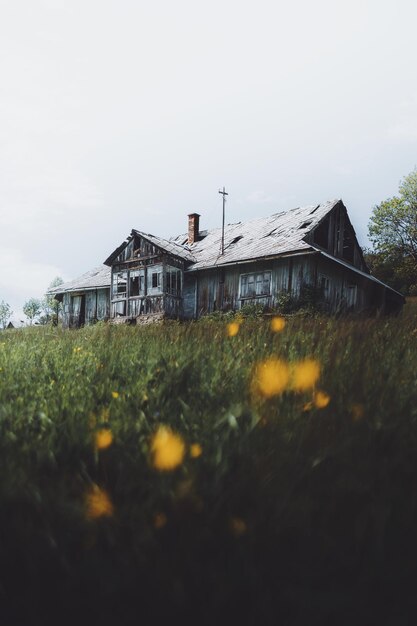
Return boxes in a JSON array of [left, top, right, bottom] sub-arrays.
[[112, 271, 127, 297], [314, 217, 329, 249], [129, 269, 145, 297], [342, 225, 355, 263], [240, 271, 271, 298]]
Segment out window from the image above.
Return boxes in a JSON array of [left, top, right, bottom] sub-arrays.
[[129, 269, 144, 297], [240, 271, 271, 298], [147, 265, 163, 294], [166, 267, 181, 295], [112, 271, 127, 297]]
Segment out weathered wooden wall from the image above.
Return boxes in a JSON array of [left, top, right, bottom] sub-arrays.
[[308, 202, 367, 272], [193, 255, 316, 316], [191, 253, 391, 317], [109, 233, 185, 323], [62, 288, 110, 328]]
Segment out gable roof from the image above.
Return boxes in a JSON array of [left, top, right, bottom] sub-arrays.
[[174, 199, 340, 271], [132, 230, 196, 262], [104, 230, 195, 266], [48, 265, 111, 294]]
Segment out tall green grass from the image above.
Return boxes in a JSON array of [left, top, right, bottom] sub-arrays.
[[0, 305, 417, 625]]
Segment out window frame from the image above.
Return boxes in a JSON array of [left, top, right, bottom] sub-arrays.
[[166, 267, 182, 296], [112, 270, 128, 298], [239, 270, 272, 299]]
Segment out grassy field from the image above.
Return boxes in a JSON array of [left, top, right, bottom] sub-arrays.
[[1, 303, 417, 625]]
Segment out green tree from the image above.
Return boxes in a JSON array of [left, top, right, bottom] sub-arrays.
[[0, 300, 12, 329], [368, 168, 417, 294], [40, 277, 64, 325], [23, 298, 42, 325]]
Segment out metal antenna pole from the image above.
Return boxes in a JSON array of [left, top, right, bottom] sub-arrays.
[[219, 186, 228, 255]]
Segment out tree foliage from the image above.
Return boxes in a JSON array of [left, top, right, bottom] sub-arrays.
[[368, 169, 417, 294], [0, 300, 12, 329], [40, 277, 64, 325], [23, 298, 42, 325]]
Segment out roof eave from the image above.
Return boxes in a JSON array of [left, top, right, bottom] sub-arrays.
[[185, 247, 318, 272], [316, 250, 405, 300]]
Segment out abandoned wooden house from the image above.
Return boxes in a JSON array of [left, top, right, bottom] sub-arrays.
[[49, 199, 404, 327]]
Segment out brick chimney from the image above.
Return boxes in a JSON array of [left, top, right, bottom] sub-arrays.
[[188, 213, 200, 244]]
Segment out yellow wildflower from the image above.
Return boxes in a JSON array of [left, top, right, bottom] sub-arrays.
[[271, 316, 286, 332], [151, 426, 185, 471], [111, 391, 119, 399], [253, 358, 289, 398], [95, 428, 113, 450], [227, 322, 240, 337], [313, 390, 330, 409], [291, 359, 320, 391], [190, 443, 202, 458], [85, 485, 114, 520]]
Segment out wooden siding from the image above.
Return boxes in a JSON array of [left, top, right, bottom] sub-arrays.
[[194, 253, 394, 317], [62, 288, 109, 328], [195, 256, 316, 315], [183, 274, 197, 319], [308, 202, 367, 272], [109, 232, 186, 323]]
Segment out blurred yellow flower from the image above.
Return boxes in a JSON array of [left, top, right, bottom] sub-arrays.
[[154, 512, 167, 529], [85, 485, 114, 520], [95, 428, 113, 450], [313, 390, 330, 409], [291, 359, 320, 391], [73, 347, 82, 353], [151, 426, 185, 471], [227, 322, 240, 337], [230, 517, 247, 537], [271, 316, 286, 332], [253, 358, 289, 398], [111, 391, 119, 399], [190, 443, 202, 458]]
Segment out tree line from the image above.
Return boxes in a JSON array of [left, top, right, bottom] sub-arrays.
[[0, 277, 63, 329]]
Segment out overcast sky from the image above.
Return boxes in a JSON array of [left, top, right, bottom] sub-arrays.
[[1, 0, 417, 321]]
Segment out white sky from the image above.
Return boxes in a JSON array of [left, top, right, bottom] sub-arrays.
[[1, 0, 417, 321]]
